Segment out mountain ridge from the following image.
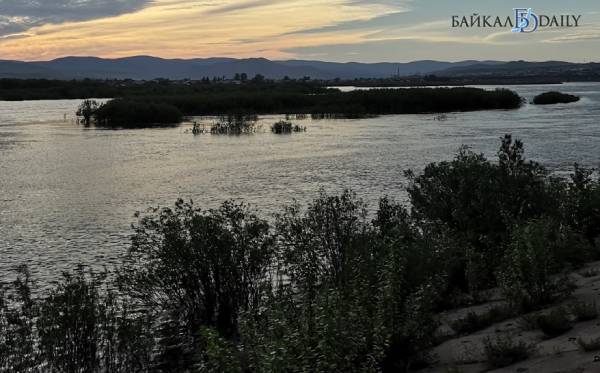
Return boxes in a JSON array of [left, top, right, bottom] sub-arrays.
[[0, 56, 597, 80]]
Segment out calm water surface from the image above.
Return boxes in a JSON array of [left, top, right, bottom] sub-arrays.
[[1, 83, 599, 282]]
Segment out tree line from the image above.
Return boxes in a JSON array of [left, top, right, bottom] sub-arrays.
[[76, 87, 522, 128]]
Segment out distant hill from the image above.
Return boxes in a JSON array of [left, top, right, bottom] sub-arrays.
[[435, 60, 600, 78], [0, 60, 62, 79], [0, 56, 597, 80], [0, 56, 500, 80]]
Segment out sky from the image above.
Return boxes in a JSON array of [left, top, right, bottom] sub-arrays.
[[0, 0, 599, 62]]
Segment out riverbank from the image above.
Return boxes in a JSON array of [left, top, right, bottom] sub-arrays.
[[429, 261, 600, 372]]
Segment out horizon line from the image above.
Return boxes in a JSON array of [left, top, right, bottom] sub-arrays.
[[2, 55, 597, 65]]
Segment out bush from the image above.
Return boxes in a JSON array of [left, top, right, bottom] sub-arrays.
[[239, 191, 444, 372], [210, 114, 258, 134], [533, 91, 580, 105], [536, 308, 572, 338], [121, 199, 274, 339], [483, 334, 535, 368], [562, 165, 600, 247], [450, 306, 514, 335], [497, 218, 578, 310], [578, 336, 600, 352], [571, 301, 598, 322], [271, 120, 305, 134], [76, 99, 99, 126], [1, 266, 154, 373], [196, 326, 242, 373], [93, 98, 183, 127], [0, 266, 36, 372], [407, 135, 551, 293]]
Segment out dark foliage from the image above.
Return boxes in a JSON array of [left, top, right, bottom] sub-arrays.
[[0, 79, 329, 101], [536, 308, 572, 338], [210, 114, 259, 134], [121, 199, 273, 340], [405, 134, 599, 299], [76, 99, 99, 126], [450, 306, 514, 335], [271, 120, 305, 134], [0, 267, 153, 373], [571, 300, 598, 322], [138, 87, 521, 117], [73, 85, 521, 127], [483, 335, 535, 368], [533, 91, 580, 105], [93, 99, 183, 128]]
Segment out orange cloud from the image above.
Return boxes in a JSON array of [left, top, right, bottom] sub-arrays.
[[0, 0, 406, 60]]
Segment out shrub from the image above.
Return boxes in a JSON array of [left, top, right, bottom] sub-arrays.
[[450, 306, 514, 335], [518, 313, 539, 331], [533, 91, 580, 105], [196, 326, 242, 373], [271, 120, 305, 134], [76, 99, 99, 126], [0, 266, 36, 372], [93, 98, 183, 127], [121, 199, 273, 339], [571, 301, 598, 322], [1, 266, 154, 373], [562, 165, 600, 247], [497, 218, 577, 310], [578, 336, 600, 352], [483, 334, 535, 368], [210, 114, 258, 134], [240, 191, 444, 372], [536, 308, 572, 338], [407, 135, 551, 293]]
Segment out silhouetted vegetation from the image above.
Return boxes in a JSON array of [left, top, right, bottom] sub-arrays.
[[0, 79, 329, 101], [209, 114, 259, 134], [143, 87, 521, 117], [76, 86, 521, 127], [271, 120, 305, 134], [450, 306, 514, 335], [533, 91, 580, 105], [92, 99, 183, 128], [483, 335, 536, 368], [76, 99, 99, 126], [536, 308, 573, 338], [2, 135, 600, 371], [570, 300, 598, 322]]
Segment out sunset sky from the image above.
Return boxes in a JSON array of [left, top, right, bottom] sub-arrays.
[[0, 0, 599, 62]]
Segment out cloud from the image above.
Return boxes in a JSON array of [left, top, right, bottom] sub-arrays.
[[283, 11, 409, 36], [0, 0, 597, 62], [543, 26, 600, 43], [203, 0, 275, 15], [0, 0, 406, 60], [0, 0, 153, 36]]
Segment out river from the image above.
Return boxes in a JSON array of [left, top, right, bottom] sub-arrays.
[[1, 83, 599, 282]]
